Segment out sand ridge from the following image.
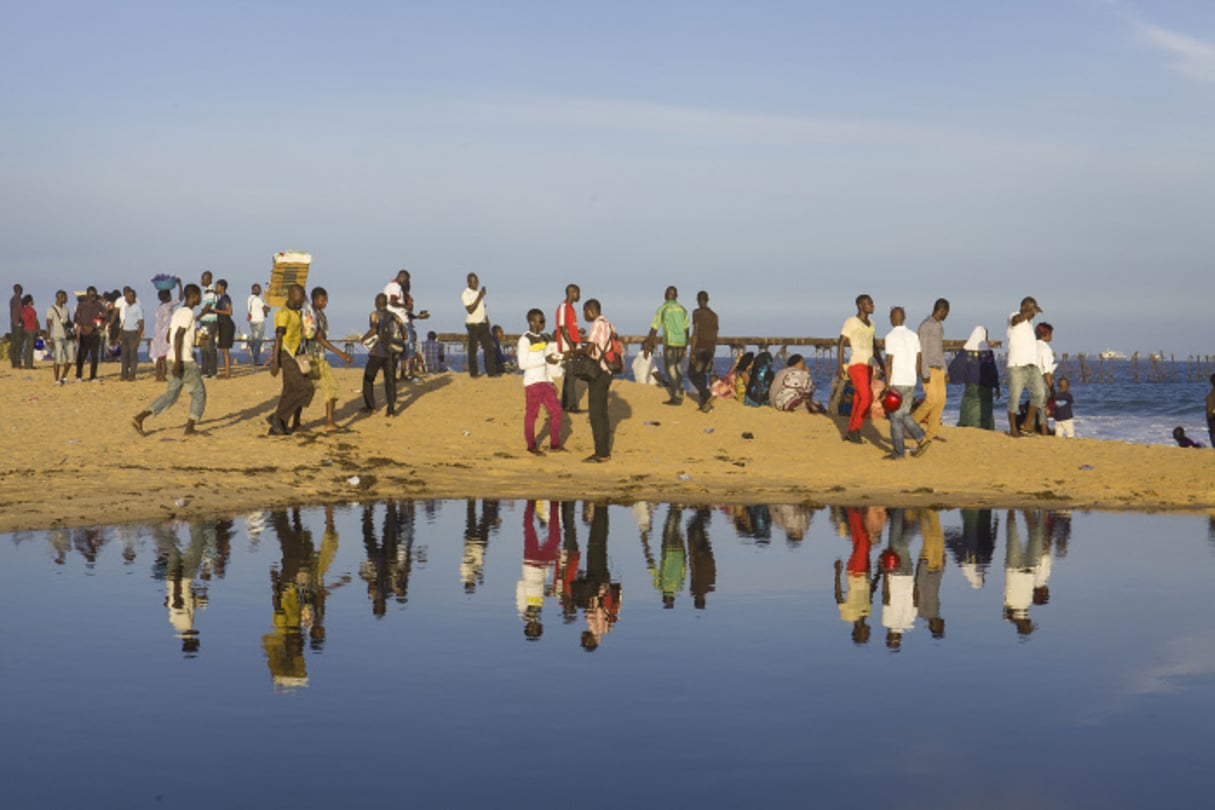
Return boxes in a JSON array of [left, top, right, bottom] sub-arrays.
[[2, 362, 1213, 533]]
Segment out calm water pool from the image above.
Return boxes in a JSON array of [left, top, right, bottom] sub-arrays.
[[2, 502, 1213, 808]]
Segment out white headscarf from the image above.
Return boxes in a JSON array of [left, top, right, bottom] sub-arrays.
[[963, 326, 989, 351]]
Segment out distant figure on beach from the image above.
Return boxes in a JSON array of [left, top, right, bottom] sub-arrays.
[[555, 284, 582, 412], [9, 283, 24, 369], [116, 287, 144, 381], [151, 280, 182, 382], [19, 294, 39, 370], [1006, 296, 1045, 437], [462, 272, 500, 377], [212, 279, 234, 379], [1050, 376, 1076, 438], [883, 307, 931, 460], [74, 286, 107, 382], [580, 298, 615, 462], [838, 294, 882, 444], [1172, 426, 1204, 448], [492, 324, 517, 373], [950, 326, 1000, 430], [246, 283, 269, 366], [631, 346, 663, 386], [268, 284, 315, 436], [689, 290, 718, 413], [46, 290, 75, 385], [1034, 323, 1057, 435], [421, 330, 446, 374], [385, 270, 428, 380], [305, 287, 354, 432], [197, 271, 219, 379], [1207, 374, 1215, 447], [517, 308, 565, 456], [361, 293, 401, 417], [769, 354, 822, 413], [911, 298, 949, 442], [723, 351, 755, 400], [645, 286, 690, 407], [133, 284, 205, 436]]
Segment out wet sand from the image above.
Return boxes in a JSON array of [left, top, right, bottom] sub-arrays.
[[2, 361, 1213, 533]]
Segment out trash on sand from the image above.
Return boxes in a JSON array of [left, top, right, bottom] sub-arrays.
[[741, 432, 754, 440], [643, 421, 660, 427], [174, 497, 190, 508], [703, 427, 714, 434], [347, 476, 361, 486], [677, 473, 692, 481], [1078, 464, 1094, 470]]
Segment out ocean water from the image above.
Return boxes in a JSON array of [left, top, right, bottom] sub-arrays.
[[2, 501, 1214, 808]]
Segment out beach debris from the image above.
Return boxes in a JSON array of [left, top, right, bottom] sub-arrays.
[[1078, 464, 1094, 470], [347, 476, 361, 486], [68, 438, 80, 444], [174, 497, 190, 508], [321, 458, 333, 466], [643, 420, 660, 426], [703, 427, 714, 434], [462, 430, 471, 437], [677, 473, 692, 481], [741, 432, 754, 440], [28, 396, 40, 402]]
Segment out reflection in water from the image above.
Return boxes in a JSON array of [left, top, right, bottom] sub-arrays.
[[12, 500, 1119, 664], [264, 506, 351, 690]]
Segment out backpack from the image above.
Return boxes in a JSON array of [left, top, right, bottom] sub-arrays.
[[744, 351, 775, 406], [603, 328, 624, 375], [378, 311, 406, 354]]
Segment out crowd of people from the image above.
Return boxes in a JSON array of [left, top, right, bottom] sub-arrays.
[[9, 275, 1214, 454]]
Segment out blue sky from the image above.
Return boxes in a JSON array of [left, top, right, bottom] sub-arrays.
[[3, 0, 1213, 353]]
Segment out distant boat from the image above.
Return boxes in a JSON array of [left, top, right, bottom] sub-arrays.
[[1099, 349, 1127, 360]]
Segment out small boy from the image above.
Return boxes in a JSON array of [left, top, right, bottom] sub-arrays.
[[1050, 376, 1076, 438], [421, 330, 446, 373], [493, 324, 518, 373], [1173, 427, 1204, 448], [1034, 323, 1056, 435], [517, 309, 565, 456]]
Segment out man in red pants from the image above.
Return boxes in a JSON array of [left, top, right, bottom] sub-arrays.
[[837, 294, 883, 444]]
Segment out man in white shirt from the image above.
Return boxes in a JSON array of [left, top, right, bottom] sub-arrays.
[[1006, 296, 1044, 436], [247, 283, 270, 366], [117, 287, 144, 381], [132, 284, 206, 436], [883, 307, 930, 460], [461, 272, 500, 377]]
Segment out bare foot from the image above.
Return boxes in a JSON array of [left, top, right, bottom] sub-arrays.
[[324, 424, 339, 432], [132, 412, 149, 436]]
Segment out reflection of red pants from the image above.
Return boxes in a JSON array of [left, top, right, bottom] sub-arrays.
[[847, 364, 873, 432], [846, 508, 872, 575], [524, 382, 562, 449]]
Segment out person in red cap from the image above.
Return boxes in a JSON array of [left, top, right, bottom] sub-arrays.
[[882, 306, 931, 460]]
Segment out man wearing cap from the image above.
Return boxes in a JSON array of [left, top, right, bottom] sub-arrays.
[[1006, 296, 1044, 436]]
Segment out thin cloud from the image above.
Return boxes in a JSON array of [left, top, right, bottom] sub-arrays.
[[1139, 22, 1215, 83]]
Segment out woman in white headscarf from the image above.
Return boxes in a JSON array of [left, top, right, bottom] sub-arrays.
[[949, 326, 1001, 429]]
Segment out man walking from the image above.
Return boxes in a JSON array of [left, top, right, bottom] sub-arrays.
[[247, 283, 269, 366], [74, 286, 107, 381], [461, 272, 499, 377], [268, 284, 315, 435], [883, 307, 931, 460], [132, 284, 205, 436], [644, 286, 689, 406], [837, 294, 882, 444], [911, 298, 949, 442], [689, 290, 718, 413]]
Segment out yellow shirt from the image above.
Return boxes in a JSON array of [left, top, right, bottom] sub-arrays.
[[275, 307, 303, 355]]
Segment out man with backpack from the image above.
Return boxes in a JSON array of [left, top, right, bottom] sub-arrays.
[[644, 286, 689, 406], [361, 292, 403, 417], [580, 298, 617, 462]]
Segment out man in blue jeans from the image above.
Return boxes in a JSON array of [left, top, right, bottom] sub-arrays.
[[882, 307, 931, 460], [644, 286, 689, 406]]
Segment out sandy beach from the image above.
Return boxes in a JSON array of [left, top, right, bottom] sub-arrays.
[[2, 361, 1213, 534]]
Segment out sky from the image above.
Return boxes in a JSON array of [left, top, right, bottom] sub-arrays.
[[3, 0, 1213, 354]]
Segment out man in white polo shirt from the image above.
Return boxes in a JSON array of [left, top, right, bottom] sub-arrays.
[[461, 272, 500, 377], [1006, 296, 1044, 437], [883, 306, 930, 460]]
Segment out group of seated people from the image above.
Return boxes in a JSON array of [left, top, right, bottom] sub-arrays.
[[630, 348, 829, 414]]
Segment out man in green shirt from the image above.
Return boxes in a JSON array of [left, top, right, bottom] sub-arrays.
[[644, 286, 689, 406]]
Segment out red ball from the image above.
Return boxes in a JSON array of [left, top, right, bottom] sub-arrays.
[[879, 549, 900, 572], [881, 389, 903, 413]]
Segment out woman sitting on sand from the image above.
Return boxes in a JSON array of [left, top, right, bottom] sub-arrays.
[[712, 351, 753, 400]]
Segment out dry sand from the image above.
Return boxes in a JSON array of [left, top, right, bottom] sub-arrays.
[[2, 360, 1213, 533]]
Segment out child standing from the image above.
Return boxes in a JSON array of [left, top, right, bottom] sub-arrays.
[[517, 308, 565, 456], [1051, 376, 1076, 438], [306, 287, 354, 432]]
